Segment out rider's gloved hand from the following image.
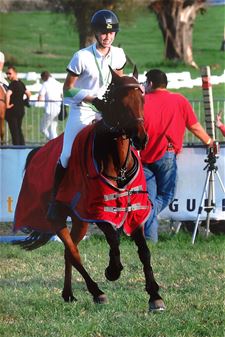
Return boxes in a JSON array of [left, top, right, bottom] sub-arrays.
[[92, 97, 106, 112]]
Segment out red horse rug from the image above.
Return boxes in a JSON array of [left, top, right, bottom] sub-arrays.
[[14, 124, 151, 236]]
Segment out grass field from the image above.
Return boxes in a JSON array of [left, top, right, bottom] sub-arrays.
[[0, 231, 225, 337], [0, 6, 225, 100]]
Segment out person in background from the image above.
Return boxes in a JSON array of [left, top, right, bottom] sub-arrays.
[[140, 69, 214, 243], [0, 51, 8, 88], [215, 111, 225, 137], [0, 51, 8, 145], [38, 71, 63, 140], [5, 66, 31, 145], [46, 9, 126, 222]]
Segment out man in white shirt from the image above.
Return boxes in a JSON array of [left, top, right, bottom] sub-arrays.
[[38, 71, 63, 140]]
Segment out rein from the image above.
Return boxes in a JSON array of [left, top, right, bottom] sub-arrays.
[[103, 144, 138, 184], [101, 80, 144, 136], [94, 73, 144, 186]]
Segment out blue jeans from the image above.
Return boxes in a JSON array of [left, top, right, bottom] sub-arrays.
[[143, 151, 177, 242]]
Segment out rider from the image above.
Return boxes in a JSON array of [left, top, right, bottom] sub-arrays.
[[47, 9, 127, 221]]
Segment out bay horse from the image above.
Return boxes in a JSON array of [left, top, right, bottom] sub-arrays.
[[14, 67, 165, 312], [0, 83, 6, 145]]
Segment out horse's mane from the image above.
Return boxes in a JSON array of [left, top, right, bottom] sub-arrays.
[[101, 74, 141, 105]]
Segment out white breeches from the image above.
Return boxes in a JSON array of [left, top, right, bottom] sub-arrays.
[[60, 104, 100, 168]]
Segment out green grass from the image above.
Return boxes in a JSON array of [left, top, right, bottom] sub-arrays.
[[0, 232, 225, 337], [0, 7, 224, 99]]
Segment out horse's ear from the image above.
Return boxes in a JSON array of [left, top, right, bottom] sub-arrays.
[[133, 65, 138, 80], [109, 65, 120, 83]]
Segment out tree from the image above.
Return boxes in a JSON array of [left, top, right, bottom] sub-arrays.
[[148, 0, 207, 68], [47, 0, 144, 49]]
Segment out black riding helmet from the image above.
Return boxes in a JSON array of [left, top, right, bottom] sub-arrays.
[[91, 9, 120, 33]]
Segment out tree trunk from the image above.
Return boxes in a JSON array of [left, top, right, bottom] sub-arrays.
[[149, 0, 207, 68]]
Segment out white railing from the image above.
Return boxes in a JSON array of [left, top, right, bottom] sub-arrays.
[[1, 99, 225, 146], [2, 69, 225, 98]]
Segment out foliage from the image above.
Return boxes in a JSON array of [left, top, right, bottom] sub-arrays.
[[46, 0, 148, 48], [46, 0, 210, 65], [0, 232, 225, 337], [0, 7, 224, 100]]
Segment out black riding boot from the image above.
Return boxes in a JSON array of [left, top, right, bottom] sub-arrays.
[[46, 160, 66, 222]]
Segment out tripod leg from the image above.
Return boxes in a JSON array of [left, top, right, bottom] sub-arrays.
[[192, 171, 211, 244], [215, 170, 225, 193], [206, 170, 216, 236]]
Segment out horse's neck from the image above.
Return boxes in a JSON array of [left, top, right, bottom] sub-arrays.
[[95, 134, 133, 185]]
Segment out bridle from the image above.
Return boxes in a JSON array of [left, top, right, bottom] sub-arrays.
[[101, 80, 144, 137], [98, 78, 144, 185]]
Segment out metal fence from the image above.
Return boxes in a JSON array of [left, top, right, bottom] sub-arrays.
[[2, 99, 225, 146]]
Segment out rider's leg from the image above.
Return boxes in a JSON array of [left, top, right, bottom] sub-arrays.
[[46, 105, 85, 222]]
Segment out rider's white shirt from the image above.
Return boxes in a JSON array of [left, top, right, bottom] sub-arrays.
[[66, 43, 126, 103]]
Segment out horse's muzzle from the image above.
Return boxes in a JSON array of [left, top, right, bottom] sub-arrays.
[[132, 133, 148, 151]]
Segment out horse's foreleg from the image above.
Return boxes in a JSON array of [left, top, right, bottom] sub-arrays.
[[97, 223, 123, 281], [132, 227, 165, 312], [57, 226, 107, 304], [62, 220, 88, 302], [62, 250, 76, 302]]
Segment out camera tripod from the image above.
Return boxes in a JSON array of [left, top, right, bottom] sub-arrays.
[[192, 149, 225, 244]]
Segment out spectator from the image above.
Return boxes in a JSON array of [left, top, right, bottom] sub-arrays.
[[215, 111, 225, 136], [38, 71, 63, 140], [5, 66, 31, 145], [140, 69, 214, 243], [47, 9, 126, 222]]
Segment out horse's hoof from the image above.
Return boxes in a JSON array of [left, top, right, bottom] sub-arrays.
[[105, 264, 123, 281], [62, 293, 77, 302], [93, 294, 108, 304], [149, 299, 166, 312]]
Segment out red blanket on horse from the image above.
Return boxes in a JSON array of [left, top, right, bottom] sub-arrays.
[[14, 124, 151, 235]]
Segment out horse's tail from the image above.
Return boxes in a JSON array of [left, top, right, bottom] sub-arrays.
[[25, 146, 42, 170], [13, 231, 54, 250]]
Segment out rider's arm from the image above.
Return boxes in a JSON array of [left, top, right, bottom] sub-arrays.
[[63, 72, 96, 105]]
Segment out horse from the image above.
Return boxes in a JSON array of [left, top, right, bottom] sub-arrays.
[[14, 67, 166, 312], [0, 83, 6, 145]]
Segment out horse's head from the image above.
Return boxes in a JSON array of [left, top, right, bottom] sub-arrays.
[[101, 67, 148, 150]]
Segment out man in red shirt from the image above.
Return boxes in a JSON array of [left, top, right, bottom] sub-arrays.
[[140, 69, 214, 242]]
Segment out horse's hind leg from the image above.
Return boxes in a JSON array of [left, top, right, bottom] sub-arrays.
[[132, 227, 165, 312], [97, 223, 123, 281], [57, 223, 107, 304]]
